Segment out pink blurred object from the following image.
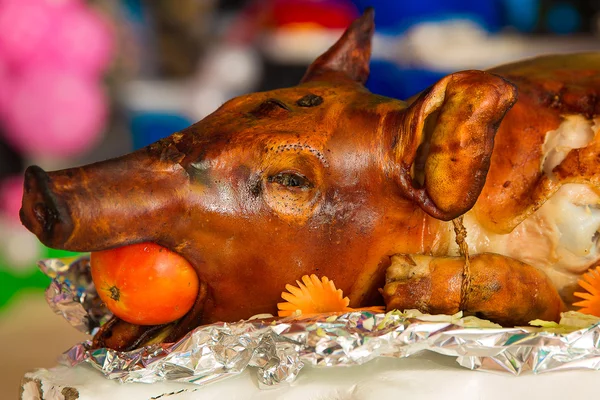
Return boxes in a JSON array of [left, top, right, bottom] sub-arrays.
[[0, 0, 68, 69], [0, 175, 24, 223], [3, 68, 107, 157], [0, 58, 9, 116], [0, 0, 113, 76], [31, 4, 115, 78]]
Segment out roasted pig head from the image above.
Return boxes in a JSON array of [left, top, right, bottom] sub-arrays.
[[20, 9, 600, 349]]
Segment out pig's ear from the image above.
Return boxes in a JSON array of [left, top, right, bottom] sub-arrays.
[[300, 8, 374, 84], [392, 70, 518, 220]]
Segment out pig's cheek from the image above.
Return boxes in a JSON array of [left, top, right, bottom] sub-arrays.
[[263, 185, 321, 224]]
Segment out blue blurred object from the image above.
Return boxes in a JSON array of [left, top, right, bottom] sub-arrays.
[[120, 0, 146, 22], [352, 0, 505, 100], [546, 2, 581, 34], [351, 0, 503, 33], [130, 113, 193, 149], [367, 61, 445, 100], [502, 0, 539, 32]]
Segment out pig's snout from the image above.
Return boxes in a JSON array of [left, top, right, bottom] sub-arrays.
[[20, 165, 73, 248]]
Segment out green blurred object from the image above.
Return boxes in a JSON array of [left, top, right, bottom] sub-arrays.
[[0, 245, 80, 310]]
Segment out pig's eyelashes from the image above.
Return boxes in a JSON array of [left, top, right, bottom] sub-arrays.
[[264, 170, 320, 221], [268, 172, 312, 190]]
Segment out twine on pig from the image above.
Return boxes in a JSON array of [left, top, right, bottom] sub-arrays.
[[452, 216, 471, 312]]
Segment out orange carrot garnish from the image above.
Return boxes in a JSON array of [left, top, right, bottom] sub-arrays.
[[277, 274, 384, 317], [573, 266, 600, 317]]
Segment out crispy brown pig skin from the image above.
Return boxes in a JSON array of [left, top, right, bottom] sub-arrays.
[[474, 53, 600, 233], [29, 9, 600, 351]]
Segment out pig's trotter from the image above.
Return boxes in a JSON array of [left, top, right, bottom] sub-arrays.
[[381, 253, 566, 326]]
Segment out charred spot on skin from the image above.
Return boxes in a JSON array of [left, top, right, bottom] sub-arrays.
[[147, 137, 170, 153], [162, 145, 186, 163], [146, 137, 186, 164], [33, 202, 58, 234], [249, 179, 263, 197], [297, 94, 323, 107], [249, 98, 291, 118]]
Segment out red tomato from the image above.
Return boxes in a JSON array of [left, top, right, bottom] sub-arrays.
[[90, 242, 199, 326]]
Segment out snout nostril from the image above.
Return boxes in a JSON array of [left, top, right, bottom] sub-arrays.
[[33, 202, 57, 234], [20, 165, 73, 246]]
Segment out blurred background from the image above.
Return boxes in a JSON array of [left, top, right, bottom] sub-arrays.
[[2, 0, 600, 396]]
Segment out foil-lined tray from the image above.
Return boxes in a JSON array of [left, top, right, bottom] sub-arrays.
[[40, 257, 600, 388]]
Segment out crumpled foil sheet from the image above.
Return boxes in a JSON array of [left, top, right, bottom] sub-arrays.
[[39, 257, 600, 389], [40, 257, 111, 335]]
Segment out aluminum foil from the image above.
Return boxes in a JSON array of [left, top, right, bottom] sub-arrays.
[[39, 257, 600, 389], [39, 256, 111, 335]]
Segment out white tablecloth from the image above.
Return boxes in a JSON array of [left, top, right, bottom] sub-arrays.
[[22, 352, 599, 400]]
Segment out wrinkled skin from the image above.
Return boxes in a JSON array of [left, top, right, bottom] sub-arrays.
[[19, 10, 600, 350]]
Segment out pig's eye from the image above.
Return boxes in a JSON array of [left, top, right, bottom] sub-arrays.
[[268, 172, 312, 189], [263, 168, 321, 220]]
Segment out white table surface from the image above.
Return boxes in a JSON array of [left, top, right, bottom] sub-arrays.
[[22, 351, 600, 400]]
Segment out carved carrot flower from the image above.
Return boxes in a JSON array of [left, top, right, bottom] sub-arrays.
[[277, 274, 384, 317], [573, 266, 600, 317]]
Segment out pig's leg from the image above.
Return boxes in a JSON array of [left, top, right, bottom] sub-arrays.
[[380, 253, 566, 326]]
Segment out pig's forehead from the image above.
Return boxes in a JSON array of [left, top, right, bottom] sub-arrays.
[[261, 81, 362, 102], [223, 83, 362, 118], [200, 81, 403, 144]]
